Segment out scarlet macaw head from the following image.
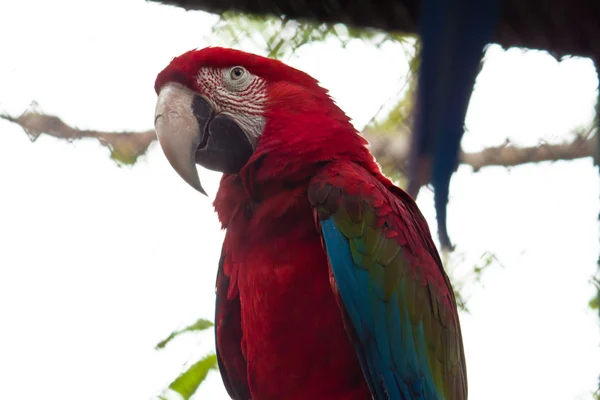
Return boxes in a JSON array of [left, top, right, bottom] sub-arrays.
[[154, 47, 353, 194]]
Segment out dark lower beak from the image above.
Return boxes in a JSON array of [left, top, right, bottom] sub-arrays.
[[154, 83, 253, 194]]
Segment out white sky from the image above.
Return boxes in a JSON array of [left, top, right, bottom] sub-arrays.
[[0, 0, 599, 399]]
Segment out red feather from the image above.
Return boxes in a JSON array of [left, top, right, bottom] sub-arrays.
[[215, 174, 371, 399], [209, 50, 382, 396]]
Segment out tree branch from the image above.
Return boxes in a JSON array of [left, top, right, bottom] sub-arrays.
[[367, 129, 598, 174], [1, 108, 156, 166], [461, 135, 598, 170], [2, 108, 597, 172]]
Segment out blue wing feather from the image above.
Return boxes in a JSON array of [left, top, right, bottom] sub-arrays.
[[321, 218, 435, 400]]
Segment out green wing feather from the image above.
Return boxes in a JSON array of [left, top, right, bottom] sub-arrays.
[[310, 161, 467, 399]]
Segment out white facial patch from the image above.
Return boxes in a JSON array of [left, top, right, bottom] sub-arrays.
[[196, 66, 267, 146]]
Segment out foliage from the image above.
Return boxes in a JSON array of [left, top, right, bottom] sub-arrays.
[[159, 355, 218, 400], [156, 318, 214, 350], [156, 319, 217, 400], [447, 251, 504, 313], [591, 275, 600, 315], [212, 11, 415, 59]]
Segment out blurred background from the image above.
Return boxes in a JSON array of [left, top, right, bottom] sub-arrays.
[[0, 0, 599, 399]]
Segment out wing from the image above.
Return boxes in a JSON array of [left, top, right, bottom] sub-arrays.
[[409, 0, 501, 249], [215, 245, 251, 400], [308, 162, 467, 400]]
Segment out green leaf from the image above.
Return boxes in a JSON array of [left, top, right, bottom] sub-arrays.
[[168, 354, 218, 400], [590, 277, 600, 313], [156, 318, 214, 350]]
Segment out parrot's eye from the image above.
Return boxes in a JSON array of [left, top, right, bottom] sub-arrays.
[[223, 66, 253, 92], [230, 66, 246, 80]]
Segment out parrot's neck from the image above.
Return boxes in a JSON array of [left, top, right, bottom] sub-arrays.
[[213, 115, 396, 230]]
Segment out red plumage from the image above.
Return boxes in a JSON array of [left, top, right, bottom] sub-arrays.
[[200, 48, 384, 398], [216, 175, 371, 399]]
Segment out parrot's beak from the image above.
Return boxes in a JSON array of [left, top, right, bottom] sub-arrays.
[[154, 83, 253, 195]]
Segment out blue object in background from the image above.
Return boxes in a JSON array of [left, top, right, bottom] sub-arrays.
[[409, 0, 502, 249]]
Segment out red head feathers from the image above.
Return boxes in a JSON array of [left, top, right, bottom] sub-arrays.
[[153, 46, 378, 196], [155, 47, 322, 95]]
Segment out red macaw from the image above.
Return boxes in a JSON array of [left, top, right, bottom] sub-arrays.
[[153, 47, 467, 400]]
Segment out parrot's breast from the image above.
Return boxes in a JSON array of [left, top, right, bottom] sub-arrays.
[[222, 192, 371, 400]]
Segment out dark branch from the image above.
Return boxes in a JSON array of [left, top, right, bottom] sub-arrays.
[[148, 0, 600, 60]]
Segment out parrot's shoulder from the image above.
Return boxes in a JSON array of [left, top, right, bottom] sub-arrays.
[[308, 160, 414, 231], [308, 160, 449, 289], [308, 160, 390, 213]]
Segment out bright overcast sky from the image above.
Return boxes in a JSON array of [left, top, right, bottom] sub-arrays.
[[0, 0, 599, 399]]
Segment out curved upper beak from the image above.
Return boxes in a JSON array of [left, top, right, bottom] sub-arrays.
[[154, 82, 254, 195], [154, 83, 207, 195]]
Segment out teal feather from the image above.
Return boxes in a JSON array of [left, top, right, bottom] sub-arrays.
[[309, 161, 467, 400]]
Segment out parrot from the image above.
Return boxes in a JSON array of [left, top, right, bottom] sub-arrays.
[[153, 47, 467, 400], [409, 0, 502, 249]]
